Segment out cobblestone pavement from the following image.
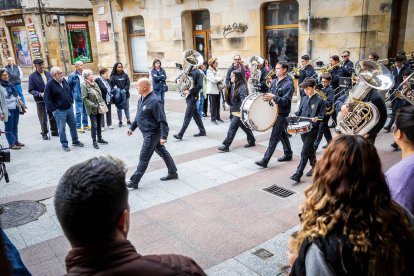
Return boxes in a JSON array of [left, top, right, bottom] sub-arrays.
[[0, 82, 400, 275]]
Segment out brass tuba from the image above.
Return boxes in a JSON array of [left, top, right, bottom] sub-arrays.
[[248, 55, 264, 93], [337, 60, 394, 135], [396, 71, 414, 105], [176, 49, 204, 97]]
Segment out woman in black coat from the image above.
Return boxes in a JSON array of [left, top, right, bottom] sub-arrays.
[[151, 59, 167, 104], [110, 63, 131, 127], [95, 68, 113, 129]]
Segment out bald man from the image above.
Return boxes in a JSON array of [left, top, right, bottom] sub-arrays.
[[126, 78, 178, 189]]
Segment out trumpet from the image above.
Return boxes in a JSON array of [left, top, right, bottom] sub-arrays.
[[291, 57, 320, 77], [321, 60, 344, 74]]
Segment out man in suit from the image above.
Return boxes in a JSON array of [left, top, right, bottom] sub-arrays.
[[28, 59, 58, 140]]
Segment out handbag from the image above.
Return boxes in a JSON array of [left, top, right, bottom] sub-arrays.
[[17, 98, 26, 115], [163, 84, 169, 92], [217, 81, 226, 91], [98, 102, 109, 114]]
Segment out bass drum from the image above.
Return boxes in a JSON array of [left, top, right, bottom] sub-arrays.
[[241, 93, 278, 132]]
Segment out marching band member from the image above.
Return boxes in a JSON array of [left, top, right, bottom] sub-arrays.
[[328, 55, 344, 91], [341, 50, 354, 78], [290, 78, 325, 182], [314, 73, 335, 150], [255, 62, 293, 168], [257, 59, 270, 93], [368, 52, 379, 62], [296, 55, 317, 98], [384, 54, 410, 132], [218, 71, 255, 152]]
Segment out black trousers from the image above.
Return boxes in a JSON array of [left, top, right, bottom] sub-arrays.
[[222, 116, 255, 148], [296, 128, 319, 175], [203, 95, 208, 116], [314, 115, 333, 149], [177, 97, 206, 137], [101, 103, 112, 127], [130, 132, 177, 184], [89, 114, 102, 142], [36, 102, 58, 135], [209, 94, 221, 121], [263, 114, 292, 163]]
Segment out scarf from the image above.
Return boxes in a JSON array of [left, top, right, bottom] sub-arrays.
[[0, 80, 17, 98], [98, 76, 112, 104]]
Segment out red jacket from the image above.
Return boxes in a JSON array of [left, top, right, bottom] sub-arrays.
[[65, 240, 206, 276]]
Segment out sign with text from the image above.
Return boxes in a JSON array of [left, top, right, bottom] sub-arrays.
[[4, 15, 25, 27], [67, 22, 93, 63]]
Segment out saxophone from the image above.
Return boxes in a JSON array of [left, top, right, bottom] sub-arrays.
[[337, 60, 394, 135], [315, 89, 334, 115], [176, 49, 204, 98]]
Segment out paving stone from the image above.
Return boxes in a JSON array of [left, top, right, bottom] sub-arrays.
[[206, 258, 260, 276]]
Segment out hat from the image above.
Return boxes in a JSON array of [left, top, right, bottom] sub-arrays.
[[33, 59, 44, 65]]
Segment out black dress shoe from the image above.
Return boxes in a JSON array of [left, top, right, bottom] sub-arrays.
[[218, 145, 229, 152], [290, 173, 301, 182], [93, 143, 99, 149], [97, 139, 108, 144], [277, 155, 292, 162], [305, 168, 314, 177], [193, 132, 206, 137], [160, 172, 178, 181], [51, 132, 59, 137], [244, 142, 256, 148], [383, 126, 391, 133], [255, 160, 268, 168], [42, 135, 48, 140], [217, 119, 224, 123], [126, 180, 139, 189], [211, 120, 218, 125], [173, 134, 182, 140]]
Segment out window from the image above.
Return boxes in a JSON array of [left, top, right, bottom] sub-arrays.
[[263, 1, 299, 70], [66, 22, 93, 64], [127, 16, 148, 74]]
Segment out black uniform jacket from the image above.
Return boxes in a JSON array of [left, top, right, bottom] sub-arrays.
[[269, 76, 294, 115], [296, 93, 325, 128], [130, 91, 169, 139]]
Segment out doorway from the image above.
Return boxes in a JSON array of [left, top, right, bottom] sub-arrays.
[[126, 16, 149, 79], [182, 10, 211, 61]]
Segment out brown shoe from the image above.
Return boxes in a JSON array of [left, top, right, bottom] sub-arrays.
[[15, 142, 25, 147]]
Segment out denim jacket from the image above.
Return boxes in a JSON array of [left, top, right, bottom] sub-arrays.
[[67, 70, 83, 101]]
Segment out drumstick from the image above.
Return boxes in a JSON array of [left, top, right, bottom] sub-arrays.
[[290, 116, 323, 121]]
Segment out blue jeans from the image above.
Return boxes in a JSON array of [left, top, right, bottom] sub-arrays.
[[74, 99, 88, 128], [53, 107, 79, 147], [154, 89, 165, 104], [1, 229, 31, 275], [4, 108, 19, 146], [197, 94, 205, 118], [14, 83, 26, 105]]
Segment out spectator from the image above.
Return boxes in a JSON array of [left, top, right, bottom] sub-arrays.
[[151, 59, 167, 104], [95, 68, 113, 130], [206, 58, 224, 125], [198, 61, 208, 118], [67, 61, 90, 133], [0, 68, 24, 149], [54, 156, 206, 275], [44, 67, 84, 152], [110, 63, 131, 127], [225, 54, 246, 85], [28, 59, 59, 140], [264, 59, 271, 71], [386, 105, 414, 213], [290, 135, 414, 276], [5, 57, 26, 108], [81, 69, 108, 149]]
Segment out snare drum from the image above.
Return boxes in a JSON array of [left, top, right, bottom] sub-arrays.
[[240, 93, 278, 132], [287, 121, 312, 135]]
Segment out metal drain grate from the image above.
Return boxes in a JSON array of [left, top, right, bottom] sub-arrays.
[[252, 248, 274, 259], [0, 200, 46, 229], [263, 185, 295, 198]]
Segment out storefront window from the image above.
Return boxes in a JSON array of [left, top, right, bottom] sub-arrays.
[[263, 1, 299, 70], [127, 16, 148, 74], [66, 22, 93, 63], [10, 28, 32, 67]]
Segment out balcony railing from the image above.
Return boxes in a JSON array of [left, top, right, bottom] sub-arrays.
[[0, 0, 22, 10]]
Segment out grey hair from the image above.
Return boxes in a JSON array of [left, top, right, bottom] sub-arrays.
[[82, 69, 94, 80], [50, 67, 62, 76], [75, 61, 83, 67]]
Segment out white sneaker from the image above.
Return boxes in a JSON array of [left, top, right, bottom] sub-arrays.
[[108, 125, 114, 129], [101, 127, 105, 131]]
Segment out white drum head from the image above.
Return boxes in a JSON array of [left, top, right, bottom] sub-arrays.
[[241, 94, 278, 132]]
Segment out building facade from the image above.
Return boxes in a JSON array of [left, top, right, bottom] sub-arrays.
[[88, 0, 413, 82], [0, 0, 98, 76]]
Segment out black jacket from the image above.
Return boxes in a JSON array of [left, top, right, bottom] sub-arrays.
[[186, 68, 203, 101], [28, 70, 52, 103], [44, 78, 74, 112], [258, 66, 270, 93], [342, 60, 354, 77], [110, 72, 131, 98], [330, 66, 344, 90], [130, 91, 169, 139], [151, 68, 167, 93], [228, 83, 248, 113], [296, 93, 325, 128], [298, 65, 317, 84], [269, 76, 294, 115], [95, 78, 111, 103], [322, 85, 335, 110], [335, 89, 387, 139]]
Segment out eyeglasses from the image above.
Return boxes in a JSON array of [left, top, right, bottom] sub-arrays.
[[234, 58, 241, 61], [341, 55, 348, 58]]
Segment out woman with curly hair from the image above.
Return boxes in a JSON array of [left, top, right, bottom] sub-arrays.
[[290, 135, 414, 276]]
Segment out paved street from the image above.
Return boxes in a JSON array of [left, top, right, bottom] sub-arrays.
[[0, 82, 401, 275]]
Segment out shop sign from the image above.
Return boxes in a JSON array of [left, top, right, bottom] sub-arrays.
[[223, 23, 248, 38], [67, 22, 93, 63], [4, 15, 25, 27]]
